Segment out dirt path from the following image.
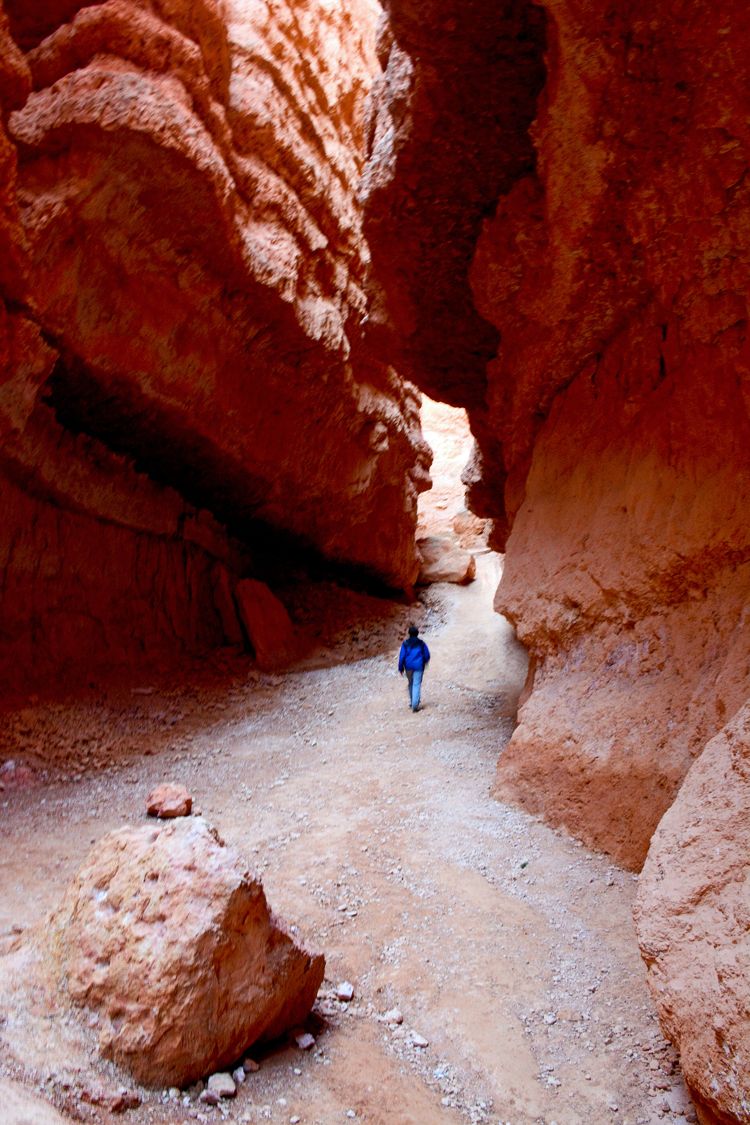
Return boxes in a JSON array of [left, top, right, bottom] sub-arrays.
[[0, 554, 694, 1125]]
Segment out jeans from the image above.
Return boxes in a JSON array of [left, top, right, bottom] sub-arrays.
[[406, 668, 423, 711]]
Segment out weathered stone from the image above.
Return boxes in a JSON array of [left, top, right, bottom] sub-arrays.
[[51, 818, 325, 1087], [336, 981, 354, 1002], [146, 783, 192, 819], [0, 0, 429, 694], [635, 705, 750, 1125], [451, 509, 487, 549], [207, 1073, 236, 1100], [234, 580, 297, 670], [364, 0, 750, 871], [417, 537, 476, 586]]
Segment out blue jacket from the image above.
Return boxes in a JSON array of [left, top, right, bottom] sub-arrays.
[[399, 636, 430, 673]]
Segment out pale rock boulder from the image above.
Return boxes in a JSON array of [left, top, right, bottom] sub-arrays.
[[416, 536, 476, 585], [51, 819, 324, 1088], [1, 1078, 74, 1125], [451, 508, 488, 549], [635, 705, 750, 1125]]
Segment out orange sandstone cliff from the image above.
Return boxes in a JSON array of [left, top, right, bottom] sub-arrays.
[[364, 0, 750, 869], [0, 0, 429, 690], [364, 6, 750, 1121], [478, 0, 750, 876], [3, 1, 750, 1120]]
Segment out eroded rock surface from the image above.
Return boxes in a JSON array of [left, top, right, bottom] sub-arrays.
[[635, 705, 750, 1125], [365, 0, 750, 870], [234, 578, 297, 670], [51, 818, 324, 1087], [146, 782, 192, 819], [417, 536, 475, 586], [0, 0, 429, 691]]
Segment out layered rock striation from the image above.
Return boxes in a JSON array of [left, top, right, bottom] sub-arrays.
[[1, 0, 429, 690]]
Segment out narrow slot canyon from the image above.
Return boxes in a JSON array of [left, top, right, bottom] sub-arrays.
[[0, 3, 748, 1125]]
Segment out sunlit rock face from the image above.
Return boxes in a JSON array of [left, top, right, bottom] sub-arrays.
[[364, 0, 750, 872], [0, 0, 429, 690]]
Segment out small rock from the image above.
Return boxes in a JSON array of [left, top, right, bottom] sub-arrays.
[[294, 1031, 316, 1050], [232, 1067, 245, 1086], [410, 1032, 429, 1048], [290, 1118, 301, 1124], [110, 1088, 141, 1112], [207, 1073, 236, 1099], [0, 760, 35, 788], [383, 1008, 403, 1024], [544, 1012, 558, 1025], [146, 783, 192, 819], [243, 1058, 260, 1073], [336, 981, 354, 1002], [199, 1089, 220, 1106], [346, 1112, 357, 1120]]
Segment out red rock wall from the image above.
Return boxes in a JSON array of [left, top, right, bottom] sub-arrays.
[[365, 0, 750, 870], [365, 9, 750, 1114], [0, 0, 429, 690], [481, 0, 750, 871], [635, 705, 750, 1125]]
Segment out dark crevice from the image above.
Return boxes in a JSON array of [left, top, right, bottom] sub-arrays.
[[42, 351, 409, 598], [4, 0, 102, 50], [362, 0, 548, 413]]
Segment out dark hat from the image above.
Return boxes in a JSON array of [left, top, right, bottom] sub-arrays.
[[408, 625, 419, 637]]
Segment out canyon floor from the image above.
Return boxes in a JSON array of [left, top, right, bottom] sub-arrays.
[[0, 553, 695, 1125]]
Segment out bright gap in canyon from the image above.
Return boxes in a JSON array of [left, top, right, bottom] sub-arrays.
[[0, 1, 747, 1124]]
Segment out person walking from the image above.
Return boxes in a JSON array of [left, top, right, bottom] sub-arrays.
[[398, 625, 430, 712]]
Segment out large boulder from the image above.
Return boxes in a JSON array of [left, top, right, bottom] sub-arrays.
[[51, 819, 324, 1088], [417, 536, 476, 585], [635, 705, 750, 1125]]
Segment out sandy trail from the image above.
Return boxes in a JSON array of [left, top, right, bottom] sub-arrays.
[[0, 553, 693, 1125]]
